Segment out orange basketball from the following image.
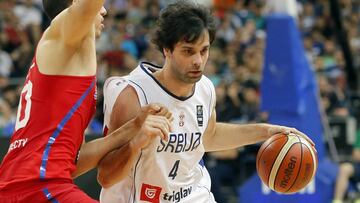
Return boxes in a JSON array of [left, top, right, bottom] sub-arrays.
[[256, 133, 318, 194]]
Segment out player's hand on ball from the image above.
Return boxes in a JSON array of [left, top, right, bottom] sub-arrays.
[[267, 125, 315, 146]]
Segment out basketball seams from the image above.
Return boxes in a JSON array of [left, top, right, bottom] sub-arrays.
[[268, 135, 299, 190], [284, 135, 303, 193], [298, 136, 317, 180], [256, 134, 288, 173], [257, 135, 289, 186], [272, 148, 295, 192]]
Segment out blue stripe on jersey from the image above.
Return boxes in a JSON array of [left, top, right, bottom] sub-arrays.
[[42, 188, 59, 203], [132, 151, 143, 202], [129, 80, 149, 105], [39, 80, 95, 179], [199, 159, 205, 167], [207, 81, 213, 119]]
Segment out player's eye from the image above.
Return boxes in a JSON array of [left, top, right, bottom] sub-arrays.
[[183, 50, 193, 55], [200, 48, 208, 55]]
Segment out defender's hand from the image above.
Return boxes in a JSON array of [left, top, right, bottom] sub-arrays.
[[135, 104, 173, 129], [131, 114, 171, 149], [131, 104, 173, 150]]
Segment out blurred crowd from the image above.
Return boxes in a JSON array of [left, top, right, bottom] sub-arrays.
[[0, 0, 359, 202]]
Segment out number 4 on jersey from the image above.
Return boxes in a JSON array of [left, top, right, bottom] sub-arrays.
[[168, 160, 180, 180]]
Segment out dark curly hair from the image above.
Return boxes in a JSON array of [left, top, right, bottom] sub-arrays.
[[42, 0, 72, 20], [152, 0, 216, 54]]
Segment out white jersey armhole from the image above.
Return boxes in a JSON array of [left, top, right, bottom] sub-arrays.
[[201, 76, 216, 118], [128, 79, 148, 106], [103, 76, 129, 129]]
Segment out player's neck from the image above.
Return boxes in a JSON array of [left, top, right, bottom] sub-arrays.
[[154, 69, 194, 98]]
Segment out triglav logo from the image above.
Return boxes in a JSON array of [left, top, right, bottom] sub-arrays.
[[146, 188, 156, 199], [140, 183, 162, 203], [163, 186, 192, 202]]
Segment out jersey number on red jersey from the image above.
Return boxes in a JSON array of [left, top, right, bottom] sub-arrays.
[[15, 80, 33, 131]]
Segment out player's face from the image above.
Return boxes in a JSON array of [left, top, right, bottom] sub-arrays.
[[95, 6, 107, 38], [166, 31, 210, 84]]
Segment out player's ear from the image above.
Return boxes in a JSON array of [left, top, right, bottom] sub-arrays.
[[163, 48, 171, 58]]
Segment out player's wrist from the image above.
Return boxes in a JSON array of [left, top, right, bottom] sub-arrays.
[[129, 138, 142, 154], [133, 114, 145, 130], [258, 123, 273, 139]]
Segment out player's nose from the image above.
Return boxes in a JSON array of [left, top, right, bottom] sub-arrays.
[[192, 53, 202, 68], [100, 7, 107, 16]]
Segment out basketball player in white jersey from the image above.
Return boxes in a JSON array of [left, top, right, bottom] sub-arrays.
[[97, 1, 315, 202]]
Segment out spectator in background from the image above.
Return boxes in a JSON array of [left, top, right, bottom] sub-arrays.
[[264, 0, 299, 18], [203, 60, 221, 87], [141, 1, 160, 28], [13, 0, 42, 43], [0, 98, 14, 137], [318, 74, 349, 117], [104, 0, 128, 15], [0, 42, 13, 77], [213, 0, 236, 17], [300, 2, 316, 33], [9, 28, 33, 77], [333, 130, 360, 203]]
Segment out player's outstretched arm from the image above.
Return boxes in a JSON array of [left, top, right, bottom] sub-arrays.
[[72, 85, 141, 178], [72, 116, 142, 178], [72, 103, 171, 179], [47, 0, 106, 47], [203, 109, 314, 152]]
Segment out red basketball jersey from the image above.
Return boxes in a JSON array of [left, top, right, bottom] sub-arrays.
[[0, 57, 96, 190]]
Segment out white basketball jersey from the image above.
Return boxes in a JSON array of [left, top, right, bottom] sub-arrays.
[[100, 62, 216, 203]]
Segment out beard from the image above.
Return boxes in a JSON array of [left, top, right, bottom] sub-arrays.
[[170, 64, 202, 84]]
